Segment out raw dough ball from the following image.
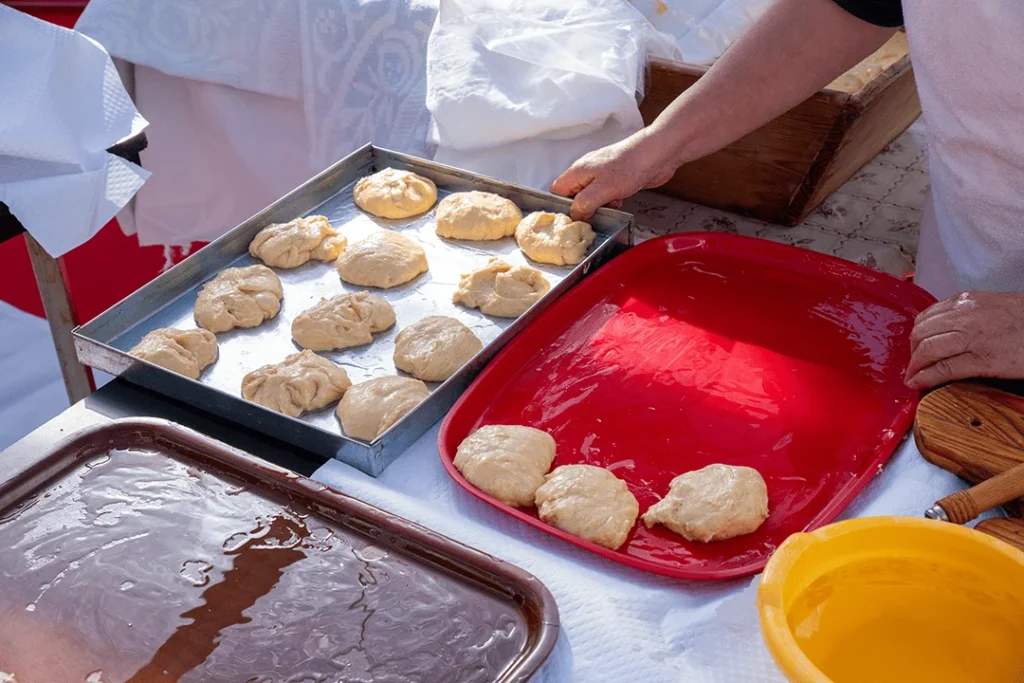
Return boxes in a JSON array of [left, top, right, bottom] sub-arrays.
[[393, 316, 482, 382], [336, 231, 428, 289], [248, 215, 347, 268], [534, 465, 639, 550], [241, 349, 351, 418], [435, 191, 522, 240], [454, 425, 556, 507], [353, 168, 437, 219], [452, 258, 550, 318], [336, 376, 429, 441], [515, 211, 596, 266], [194, 265, 283, 333], [291, 292, 395, 351], [642, 464, 769, 543], [128, 328, 218, 380]]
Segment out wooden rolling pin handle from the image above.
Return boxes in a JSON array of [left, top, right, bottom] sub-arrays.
[[934, 461, 1024, 525]]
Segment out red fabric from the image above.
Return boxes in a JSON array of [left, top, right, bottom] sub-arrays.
[[0, 2, 205, 322]]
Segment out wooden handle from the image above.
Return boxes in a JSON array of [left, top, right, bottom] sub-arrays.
[[915, 382, 1024, 517], [935, 461, 1024, 524], [975, 518, 1024, 553]]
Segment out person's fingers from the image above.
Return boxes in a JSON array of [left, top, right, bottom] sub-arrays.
[[917, 294, 962, 325], [905, 352, 982, 390], [569, 182, 617, 221], [608, 199, 624, 210], [905, 330, 971, 379], [550, 163, 595, 198], [908, 308, 968, 354]]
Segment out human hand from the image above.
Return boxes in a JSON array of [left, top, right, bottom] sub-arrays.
[[550, 129, 677, 221], [905, 291, 1024, 390]]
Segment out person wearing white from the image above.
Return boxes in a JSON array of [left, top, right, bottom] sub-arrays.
[[553, 0, 1024, 392]]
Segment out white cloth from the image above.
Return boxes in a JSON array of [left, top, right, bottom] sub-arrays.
[[0, 302, 69, 451], [630, 0, 774, 65], [906, 2, 1024, 299], [0, 6, 149, 258], [312, 424, 966, 682], [76, 0, 438, 245], [427, 0, 680, 190]]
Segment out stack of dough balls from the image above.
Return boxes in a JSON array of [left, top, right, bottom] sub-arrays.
[[453, 258, 550, 318], [128, 328, 218, 380], [353, 168, 437, 219], [337, 231, 428, 289], [194, 265, 283, 333], [515, 211, 596, 266], [435, 191, 522, 240], [337, 376, 430, 441], [393, 316, 482, 382], [535, 465, 639, 550], [241, 350, 351, 418], [643, 464, 769, 543], [454, 425, 556, 508], [292, 292, 395, 351], [248, 215, 346, 268]]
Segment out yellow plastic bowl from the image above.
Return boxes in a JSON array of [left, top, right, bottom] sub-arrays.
[[758, 517, 1024, 683]]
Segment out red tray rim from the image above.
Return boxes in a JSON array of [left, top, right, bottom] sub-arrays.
[[438, 232, 935, 581]]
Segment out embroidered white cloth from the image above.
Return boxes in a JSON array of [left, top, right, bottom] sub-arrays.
[[76, 0, 438, 245], [74, 0, 763, 244]]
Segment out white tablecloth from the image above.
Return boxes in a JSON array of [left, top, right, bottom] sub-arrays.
[[312, 420, 966, 682]]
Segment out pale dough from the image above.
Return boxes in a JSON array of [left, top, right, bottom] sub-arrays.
[[435, 191, 522, 241], [453, 425, 556, 507], [248, 215, 347, 268], [336, 376, 430, 441], [393, 316, 482, 382], [642, 464, 769, 543], [534, 464, 639, 550], [194, 265, 283, 333], [452, 258, 550, 318], [291, 292, 395, 351], [515, 211, 596, 266], [241, 349, 351, 418], [336, 231, 428, 289], [353, 168, 437, 219], [128, 327, 218, 380]]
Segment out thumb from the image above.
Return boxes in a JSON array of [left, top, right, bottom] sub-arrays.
[[570, 182, 617, 221], [551, 163, 595, 198]]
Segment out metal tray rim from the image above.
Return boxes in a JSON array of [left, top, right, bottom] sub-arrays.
[[73, 144, 632, 475], [0, 417, 560, 681]]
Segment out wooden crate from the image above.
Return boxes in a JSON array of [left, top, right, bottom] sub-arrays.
[[640, 36, 921, 226]]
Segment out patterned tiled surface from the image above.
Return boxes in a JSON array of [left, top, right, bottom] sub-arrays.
[[624, 120, 929, 277]]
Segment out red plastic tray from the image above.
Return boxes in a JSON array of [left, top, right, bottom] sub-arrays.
[[439, 233, 936, 580]]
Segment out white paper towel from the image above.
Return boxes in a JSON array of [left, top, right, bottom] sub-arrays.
[[0, 5, 149, 258], [312, 425, 968, 682], [426, 0, 680, 191]]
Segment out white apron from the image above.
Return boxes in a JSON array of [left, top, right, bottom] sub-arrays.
[[903, 1, 1024, 299]]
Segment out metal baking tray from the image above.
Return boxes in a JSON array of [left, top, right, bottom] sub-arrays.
[[0, 418, 559, 682], [74, 145, 632, 476]]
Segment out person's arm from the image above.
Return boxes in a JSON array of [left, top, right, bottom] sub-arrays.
[[552, 0, 900, 219]]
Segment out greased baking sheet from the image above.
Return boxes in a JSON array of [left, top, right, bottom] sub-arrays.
[[74, 145, 632, 476]]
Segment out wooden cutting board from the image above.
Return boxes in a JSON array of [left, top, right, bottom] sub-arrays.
[[914, 381, 1024, 550]]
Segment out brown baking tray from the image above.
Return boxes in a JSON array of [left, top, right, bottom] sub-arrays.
[[0, 418, 558, 682]]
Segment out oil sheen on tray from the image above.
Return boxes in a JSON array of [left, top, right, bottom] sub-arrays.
[[0, 446, 528, 681], [440, 233, 936, 580]]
